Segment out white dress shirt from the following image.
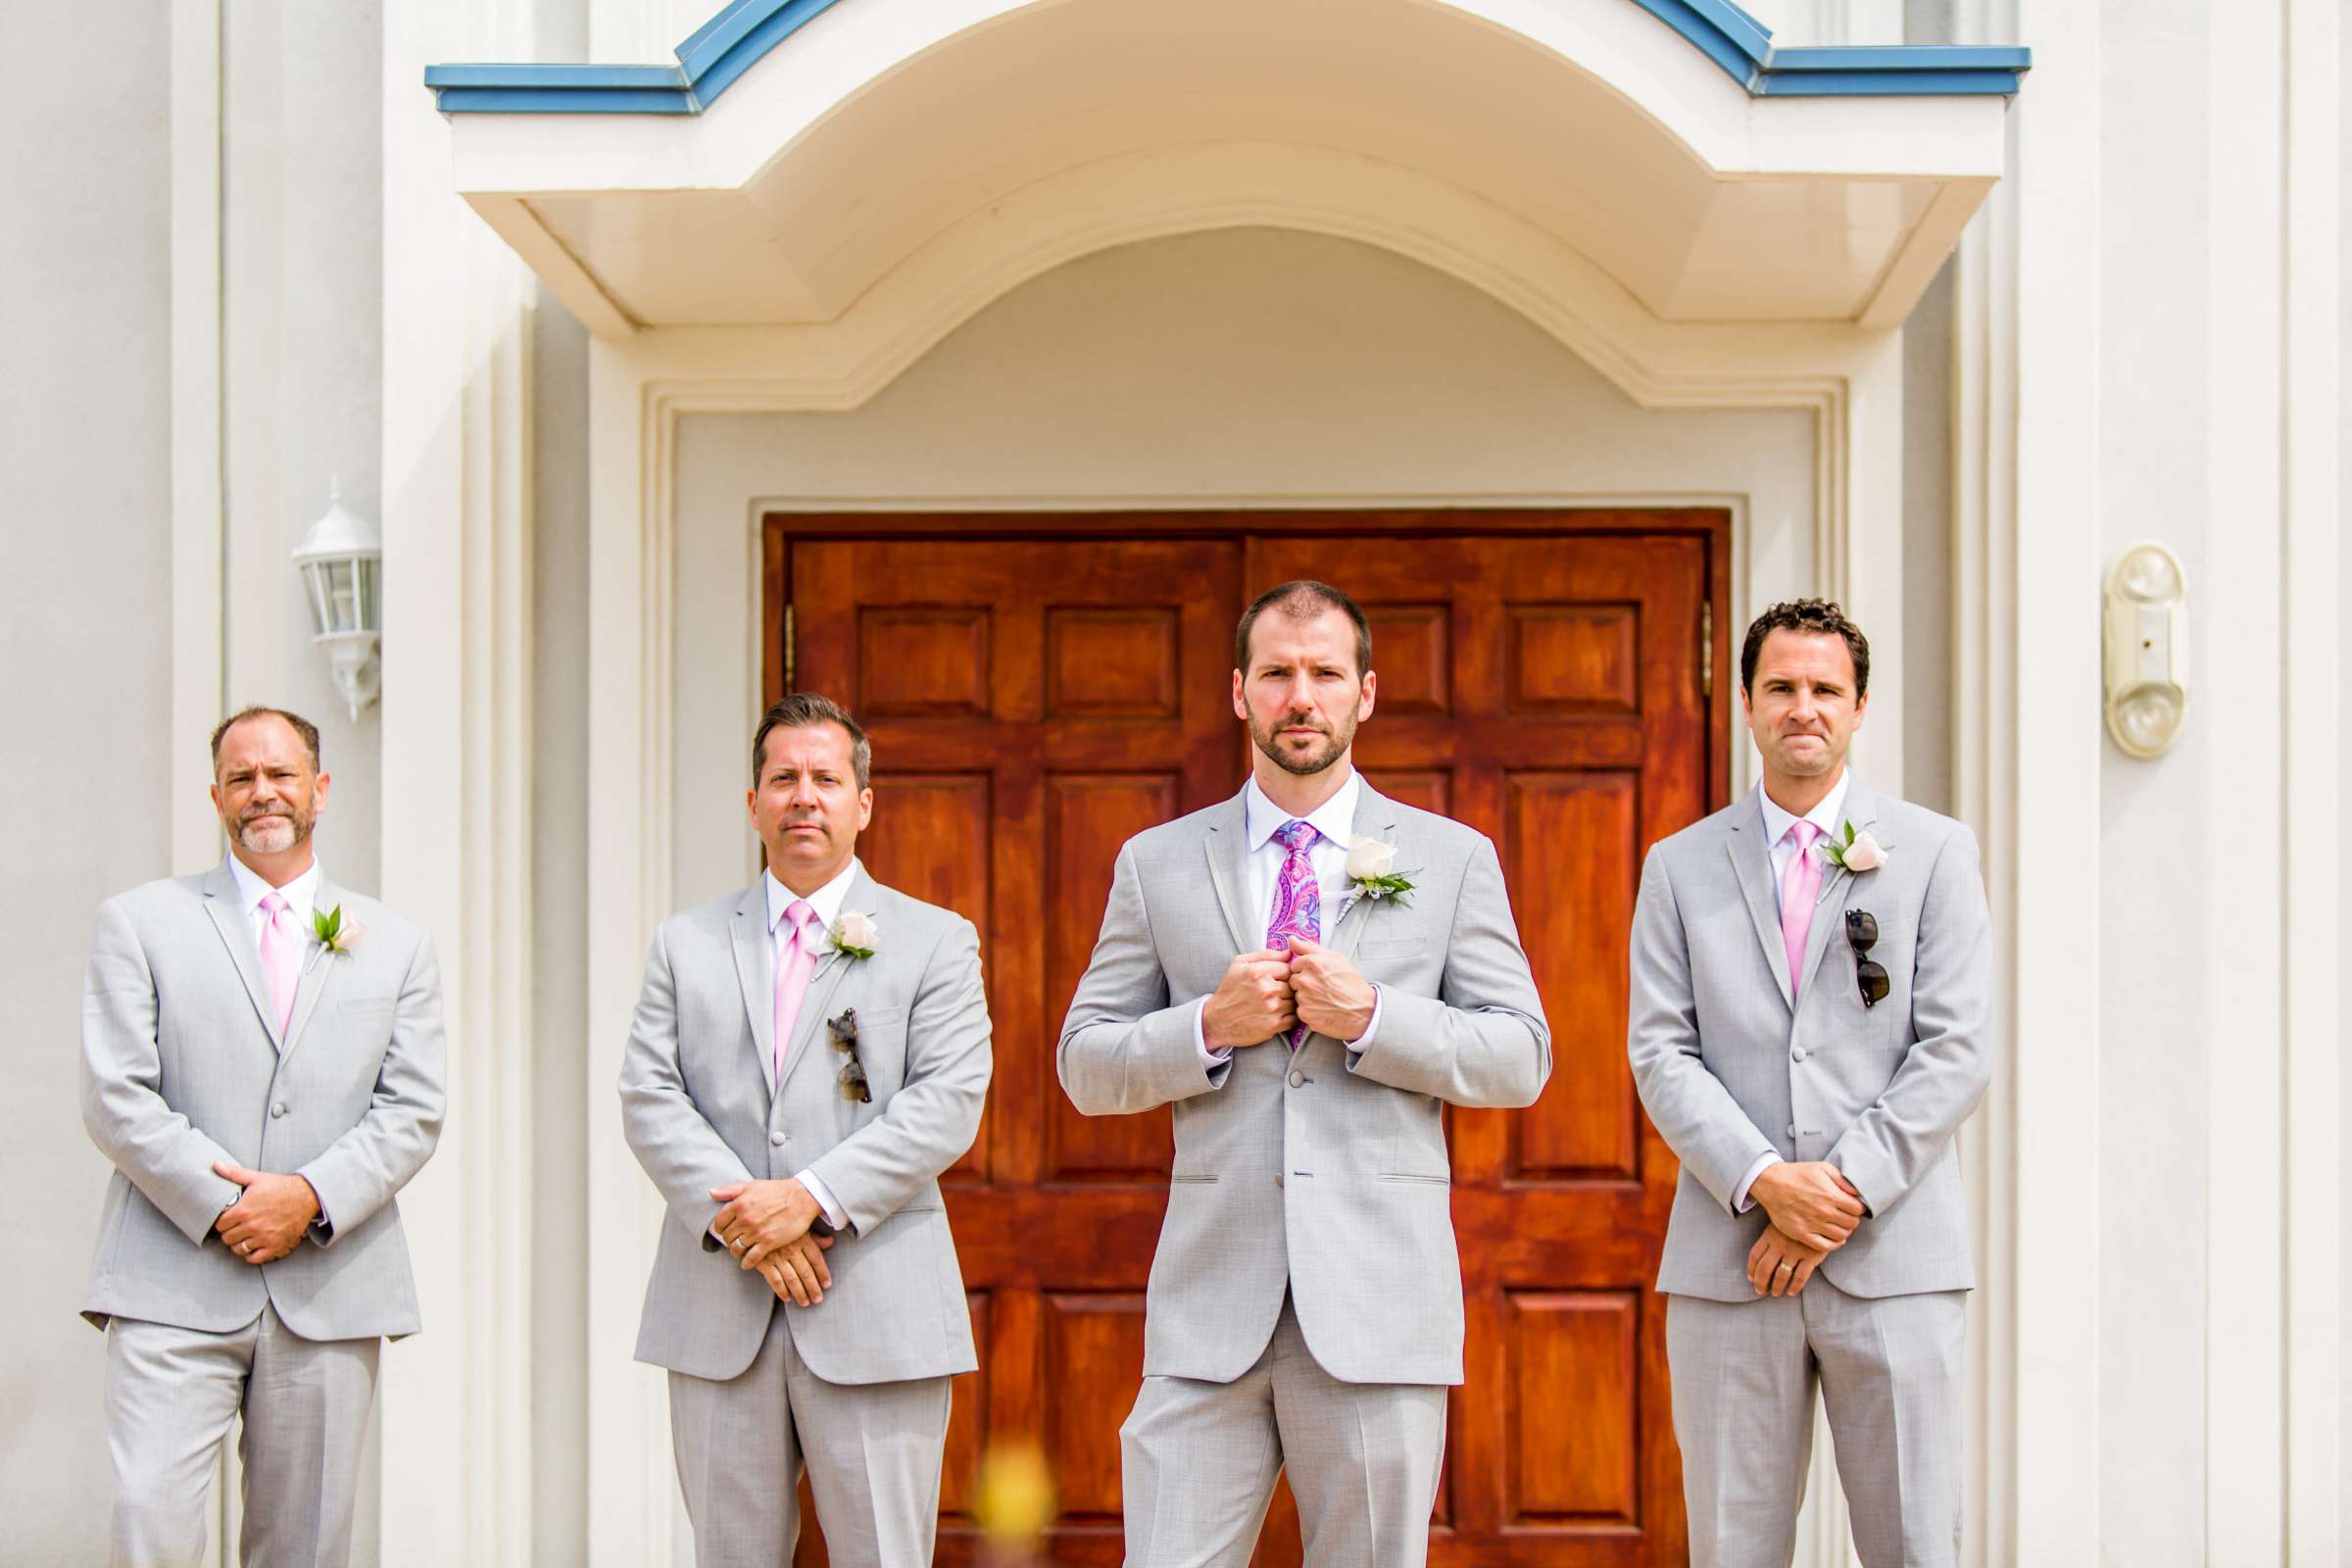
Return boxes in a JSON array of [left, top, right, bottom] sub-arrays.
[[760, 858, 862, 1233], [1195, 772, 1387, 1066], [1734, 768, 1851, 1212], [225, 853, 322, 946]]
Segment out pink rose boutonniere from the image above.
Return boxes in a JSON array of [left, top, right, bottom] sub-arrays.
[[1815, 821, 1892, 903]]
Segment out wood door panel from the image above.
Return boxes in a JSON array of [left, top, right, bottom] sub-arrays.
[[1502, 770, 1642, 1181], [777, 518, 1721, 1567], [1045, 772, 1181, 1180]]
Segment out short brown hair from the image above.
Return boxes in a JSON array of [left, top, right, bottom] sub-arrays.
[[1740, 600, 1871, 698], [210, 706, 321, 774], [1234, 580, 1373, 678], [752, 693, 871, 789]]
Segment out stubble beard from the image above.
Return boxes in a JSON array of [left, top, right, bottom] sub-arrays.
[[1250, 711, 1354, 777]]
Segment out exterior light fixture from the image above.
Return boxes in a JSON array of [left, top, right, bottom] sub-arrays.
[[2102, 541, 2187, 759], [291, 479, 383, 720]]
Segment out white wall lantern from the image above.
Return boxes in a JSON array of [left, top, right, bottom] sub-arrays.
[[2103, 540, 2188, 758], [292, 479, 383, 720]]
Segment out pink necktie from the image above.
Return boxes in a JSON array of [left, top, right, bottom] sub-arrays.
[[259, 893, 298, 1037], [1780, 821, 1824, 1002], [772, 901, 821, 1085], [1266, 820, 1321, 1049]]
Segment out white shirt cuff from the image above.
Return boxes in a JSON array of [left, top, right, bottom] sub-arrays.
[[1195, 998, 1233, 1068], [1345, 984, 1384, 1053], [1733, 1151, 1782, 1214], [794, 1169, 850, 1233]]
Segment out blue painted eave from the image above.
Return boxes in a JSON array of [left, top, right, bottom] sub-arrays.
[[426, 0, 2028, 116]]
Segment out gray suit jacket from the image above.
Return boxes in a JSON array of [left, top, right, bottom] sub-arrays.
[[79, 863, 447, 1340], [1628, 781, 1993, 1302], [621, 864, 991, 1384], [1057, 782, 1550, 1387]]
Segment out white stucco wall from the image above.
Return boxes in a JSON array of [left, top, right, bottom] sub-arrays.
[[665, 225, 1820, 902], [0, 11, 176, 1562]]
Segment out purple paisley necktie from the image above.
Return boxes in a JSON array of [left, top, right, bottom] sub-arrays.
[[1267, 819, 1321, 1049]]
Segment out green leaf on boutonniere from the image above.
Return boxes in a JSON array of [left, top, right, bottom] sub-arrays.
[[313, 904, 352, 956]]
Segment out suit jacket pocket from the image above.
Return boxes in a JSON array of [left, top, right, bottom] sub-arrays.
[[1376, 1171, 1451, 1187], [1169, 1173, 1219, 1184], [1356, 937, 1422, 960], [338, 997, 397, 1018]]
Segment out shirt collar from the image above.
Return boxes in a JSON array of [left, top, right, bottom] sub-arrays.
[[225, 854, 322, 926], [1759, 768, 1851, 851], [766, 857, 862, 937], [1244, 770, 1362, 854]]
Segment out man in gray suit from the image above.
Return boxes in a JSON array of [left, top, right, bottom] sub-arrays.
[[1628, 600, 1993, 1568], [621, 692, 991, 1567], [79, 705, 447, 1568], [1059, 580, 1550, 1568]]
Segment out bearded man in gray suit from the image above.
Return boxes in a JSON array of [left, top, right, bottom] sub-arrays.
[[1059, 580, 1551, 1568], [621, 693, 992, 1567], [1628, 600, 1993, 1568], [79, 706, 447, 1568]]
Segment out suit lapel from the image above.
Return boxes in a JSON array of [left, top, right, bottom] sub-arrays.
[[1726, 791, 1796, 1011], [279, 877, 344, 1058], [774, 866, 873, 1103], [1201, 790, 1253, 956], [1330, 781, 1397, 962], [1795, 781, 1874, 1009], [200, 862, 285, 1053], [729, 883, 778, 1096]]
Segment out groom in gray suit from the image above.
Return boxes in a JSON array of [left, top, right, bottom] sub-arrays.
[[1628, 600, 1992, 1568], [621, 692, 992, 1567], [1060, 580, 1550, 1568], [80, 706, 447, 1568]]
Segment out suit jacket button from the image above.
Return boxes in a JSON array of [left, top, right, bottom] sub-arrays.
[[768, 1131, 786, 1147], [1287, 1069, 1305, 1089], [1274, 1171, 1284, 1188], [1787, 1124, 1797, 1138], [270, 1102, 288, 1117], [1791, 1047, 1808, 1062]]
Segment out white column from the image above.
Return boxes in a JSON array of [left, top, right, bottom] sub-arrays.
[[378, 3, 538, 1562]]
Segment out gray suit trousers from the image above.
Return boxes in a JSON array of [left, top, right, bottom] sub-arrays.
[[105, 1305, 380, 1568], [1666, 1279, 1964, 1568], [668, 1307, 953, 1567], [1120, 1296, 1446, 1568]]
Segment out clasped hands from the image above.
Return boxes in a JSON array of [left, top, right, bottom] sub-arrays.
[[710, 1178, 835, 1308], [1745, 1161, 1865, 1298], [1201, 936, 1375, 1052], [211, 1160, 319, 1265]]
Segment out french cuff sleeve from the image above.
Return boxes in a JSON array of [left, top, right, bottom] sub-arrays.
[[1345, 984, 1384, 1053], [1195, 998, 1233, 1069], [795, 1168, 851, 1234], [1732, 1151, 1781, 1214]]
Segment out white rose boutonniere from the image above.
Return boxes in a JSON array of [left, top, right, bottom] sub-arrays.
[[1340, 835, 1416, 915], [829, 911, 879, 960], [310, 905, 366, 957], [1815, 821, 1892, 903]]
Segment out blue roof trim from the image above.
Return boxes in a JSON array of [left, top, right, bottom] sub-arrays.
[[426, 0, 2027, 115]]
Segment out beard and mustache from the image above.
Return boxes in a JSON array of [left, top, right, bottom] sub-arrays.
[[1248, 706, 1357, 776], [233, 798, 317, 854]]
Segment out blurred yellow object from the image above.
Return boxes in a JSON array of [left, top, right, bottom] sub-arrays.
[[972, 1443, 1056, 1543]]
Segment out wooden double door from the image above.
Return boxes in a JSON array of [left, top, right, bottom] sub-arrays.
[[767, 513, 1728, 1566]]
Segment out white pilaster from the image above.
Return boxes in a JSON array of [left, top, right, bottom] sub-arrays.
[[379, 2, 537, 1562], [170, 0, 224, 873], [2203, 3, 2289, 1560], [2001, 0, 2103, 1560], [2280, 0, 2342, 1558]]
